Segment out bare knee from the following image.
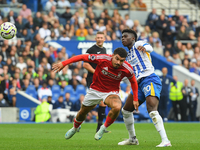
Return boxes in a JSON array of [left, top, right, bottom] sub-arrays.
[[146, 96, 159, 113], [113, 104, 121, 113]]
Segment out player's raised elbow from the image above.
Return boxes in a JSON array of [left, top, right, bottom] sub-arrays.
[[145, 44, 153, 53]]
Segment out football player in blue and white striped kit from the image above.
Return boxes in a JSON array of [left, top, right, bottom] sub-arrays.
[[118, 29, 171, 147]]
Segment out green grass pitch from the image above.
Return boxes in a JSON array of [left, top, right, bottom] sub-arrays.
[[0, 122, 200, 150]]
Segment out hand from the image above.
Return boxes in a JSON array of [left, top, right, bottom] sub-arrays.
[[182, 90, 185, 94], [133, 101, 139, 111], [52, 62, 64, 73], [137, 46, 146, 52]]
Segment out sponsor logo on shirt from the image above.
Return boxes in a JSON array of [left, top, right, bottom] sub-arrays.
[[101, 69, 122, 80]]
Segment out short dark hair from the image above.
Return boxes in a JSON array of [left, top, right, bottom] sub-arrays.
[[96, 31, 104, 35], [114, 47, 127, 58], [122, 29, 137, 42]]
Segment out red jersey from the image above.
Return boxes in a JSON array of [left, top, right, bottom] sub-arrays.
[[88, 54, 134, 93], [62, 54, 138, 101]]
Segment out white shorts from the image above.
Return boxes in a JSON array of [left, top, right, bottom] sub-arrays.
[[82, 88, 121, 106]]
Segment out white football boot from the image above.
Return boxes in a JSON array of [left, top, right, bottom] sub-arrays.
[[118, 137, 139, 145], [94, 125, 106, 140], [65, 127, 77, 139], [156, 141, 172, 147]]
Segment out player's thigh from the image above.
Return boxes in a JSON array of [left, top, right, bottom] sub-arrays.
[[123, 93, 135, 111], [146, 96, 159, 113], [123, 88, 144, 111], [99, 101, 107, 107], [104, 94, 122, 109], [79, 104, 96, 115]]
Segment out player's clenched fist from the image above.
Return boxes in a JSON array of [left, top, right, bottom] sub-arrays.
[[137, 46, 146, 52], [133, 101, 139, 111]]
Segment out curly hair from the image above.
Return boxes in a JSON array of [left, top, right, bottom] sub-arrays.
[[122, 28, 137, 42]]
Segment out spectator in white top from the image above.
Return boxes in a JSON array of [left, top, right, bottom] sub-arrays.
[[58, 0, 71, 8], [45, 0, 57, 11], [52, 21, 61, 38], [59, 31, 70, 41], [96, 19, 106, 32], [38, 82, 52, 101], [153, 41, 163, 56], [185, 43, 194, 59], [39, 57, 51, 73], [38, 22, 51, 39], [10, 0, 22, 6], [124, 14, 134, 28], [172, 52, 182, 65], [16, 56, 27, 71]]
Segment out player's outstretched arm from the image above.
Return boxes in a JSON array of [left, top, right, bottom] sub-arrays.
[[83, 62, 95, 73], [129, 76, 139, 111], [52, 54, 90, 73]]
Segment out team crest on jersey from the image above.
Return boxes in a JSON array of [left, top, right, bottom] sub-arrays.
[[118, 71, 122, 77], [89, 55, 96, 61], [103, 67, 108, 71]]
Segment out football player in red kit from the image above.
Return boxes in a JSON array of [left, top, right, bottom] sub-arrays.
[[52, 47, 138, 141]]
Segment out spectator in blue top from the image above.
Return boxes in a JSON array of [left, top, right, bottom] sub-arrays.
[[189, 58, 200, 75], [53, 96, 65, 109], [72, 94, 84, 111], [159, 67, 176, 121], [64, 93, 73, 111]]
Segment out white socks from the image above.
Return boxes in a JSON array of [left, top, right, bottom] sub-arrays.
[[122, 108, 136, 139], [149, 111, 169, 142]]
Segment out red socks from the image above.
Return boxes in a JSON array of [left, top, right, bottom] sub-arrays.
[[73, 118, 83, 128], [104, 116, 115, 128]]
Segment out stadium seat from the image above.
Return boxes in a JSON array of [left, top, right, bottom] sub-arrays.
[[69, 95, 78, 103], [64, 85, 76, 96], [52, 93, 60, 101], [40, 0, 48, 10], [75, 85, 86, 95], [120, 82, 127, 92], [52, 85, 61, 101], [25, 85, 38, 99], [52, 85, 61, 93], [59, 17, 67, 27]]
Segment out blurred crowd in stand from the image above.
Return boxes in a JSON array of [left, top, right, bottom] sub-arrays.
[[0, 0, 200, 121]]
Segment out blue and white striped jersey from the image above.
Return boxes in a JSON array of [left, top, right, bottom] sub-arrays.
[[127, 41, 154, 81]]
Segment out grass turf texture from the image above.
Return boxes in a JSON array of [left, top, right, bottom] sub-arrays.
[[0, 123, 199, 150]]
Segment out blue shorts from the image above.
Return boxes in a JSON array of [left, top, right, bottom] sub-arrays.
[[131, 73, 162, 102]]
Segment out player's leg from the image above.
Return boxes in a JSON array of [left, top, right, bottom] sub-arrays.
[[96, 101, 107, 132], [95, 94, 121, 140], [65, 104, 95, 139], [144, 75, 171, 147], [118, 91, 143, 145], [146, 96, 171, 147]]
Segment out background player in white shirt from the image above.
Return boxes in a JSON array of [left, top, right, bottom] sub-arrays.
[[119, 29, 171, 147]]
